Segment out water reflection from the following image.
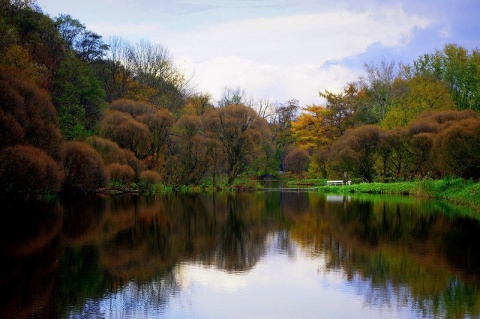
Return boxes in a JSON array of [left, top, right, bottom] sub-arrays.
[[1, 193, 480, 318]]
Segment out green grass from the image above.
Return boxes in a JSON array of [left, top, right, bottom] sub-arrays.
[[318, 178, 480, 211]]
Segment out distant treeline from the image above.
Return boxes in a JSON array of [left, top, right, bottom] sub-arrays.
[[0, 0, 479, 199]]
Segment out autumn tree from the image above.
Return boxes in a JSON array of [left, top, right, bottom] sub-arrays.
[[206, 104, 272, 184], [320, 83, 362, 136], [167, 114, 210, 185], [0, 44, 45, 86], [9, 4, 66, 86], [329, 125, 385, 182], [405, 109, 478, 178], [181, 93, 214, 116], [432, 118, 480, 179], [107, 99, 174, 169], [291, 105, 334, 151], [107, 163, 135, 185], [127, 39, 187, 111], [0, 145, 62, 198], [100, 109, 151, 159], [0, 67, 62, 159], [269, 99, 299, 170], [138, 108, 174, 170], [381, 76, 456, 129], [381, 127, 411, 180], [62, 141, 107, 193], [270, 99, 298, 145], [284, 148, 310, 174], [86, 136, 143, 179]]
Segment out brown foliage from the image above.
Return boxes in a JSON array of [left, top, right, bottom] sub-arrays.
[[165, 114, 209, 185], [62, 141, 107, 193], [206, 104, 273, 184], [0, 67, 62, 159], [0, 145, 62, 198], [107, 163, 136, 185], [140, 170, 161, 186], [110, 98, 155, 118], [432, 118, 480, 178], [284, 148, 310, 174], [0, 44, 46, 86], [409, 109, 478, 135], [136, 107, 174, 169], [382, 127, 411, 179], [86, 136, 144, 178], [329, 125, 385, 182], [100, 109, 151, 159], [406, 110, 479, 178], [0, 109, 25, 147]]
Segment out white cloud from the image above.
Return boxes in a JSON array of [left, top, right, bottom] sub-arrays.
[[165, 6, 431, 65], [89, 5, 431, 105], [167, 6, 430, 104], [177, 56, 361, 104]]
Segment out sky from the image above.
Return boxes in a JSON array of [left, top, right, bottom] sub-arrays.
[[35, 0, 480, 106]]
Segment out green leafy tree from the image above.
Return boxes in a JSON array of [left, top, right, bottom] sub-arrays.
[[52, 53, 107, 139], [410, 44, 480, 111], [358, 59, 400, 123], [381, 76, 456, 129], [320, 83, 361, 136]]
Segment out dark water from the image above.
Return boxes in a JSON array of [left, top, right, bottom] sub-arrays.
[[1, 192, 480, 319]]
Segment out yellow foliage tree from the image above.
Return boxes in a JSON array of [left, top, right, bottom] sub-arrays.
[[381, 76, 457, 129], [291, 105, 334, 151]]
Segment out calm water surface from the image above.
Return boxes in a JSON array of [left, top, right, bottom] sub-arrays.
[[1, 192, 480, 318]]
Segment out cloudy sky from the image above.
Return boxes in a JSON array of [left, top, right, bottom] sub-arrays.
[[35, 0, 479, 106]]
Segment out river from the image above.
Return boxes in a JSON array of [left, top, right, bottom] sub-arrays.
[[1, 191, 480, 318]]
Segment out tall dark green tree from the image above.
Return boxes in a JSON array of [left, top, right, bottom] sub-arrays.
[[52, 53, 107, 140]]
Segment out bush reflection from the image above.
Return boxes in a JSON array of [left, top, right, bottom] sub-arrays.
[[1, 193, 480, 318]]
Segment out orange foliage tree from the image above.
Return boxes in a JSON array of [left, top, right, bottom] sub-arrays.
[[0, 145, 62, 198], [86, 136, 144, 179], [100, 110, 151, 159], [0, 67, 62, 159], [432, 118, 480, 178], [62, 141, 107, 193]]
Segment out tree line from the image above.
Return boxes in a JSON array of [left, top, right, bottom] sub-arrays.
[[0, 0, 479, 199], [290, 47, 480, 182]]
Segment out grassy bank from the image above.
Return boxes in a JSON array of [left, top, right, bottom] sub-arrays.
[[318, 178, 480, 211]]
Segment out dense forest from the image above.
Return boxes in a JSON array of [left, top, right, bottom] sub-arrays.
[[0, 0, 479, 199]]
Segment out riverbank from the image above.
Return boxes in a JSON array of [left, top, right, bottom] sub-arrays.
[[318, 178, 480, 211]]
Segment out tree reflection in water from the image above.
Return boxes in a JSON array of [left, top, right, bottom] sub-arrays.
[[2, 193, 480, 318]]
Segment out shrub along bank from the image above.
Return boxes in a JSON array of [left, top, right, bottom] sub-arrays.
[[318, 178, 480, 211]]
